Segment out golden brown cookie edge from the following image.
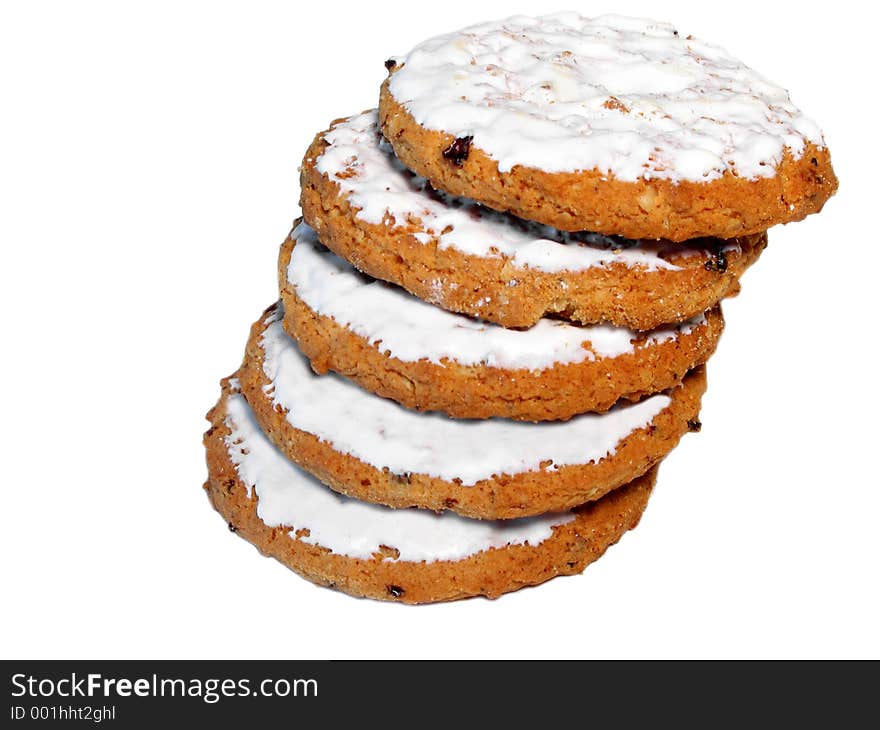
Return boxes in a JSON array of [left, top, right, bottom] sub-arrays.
[[237, 303, 706, 519], [301, 118, 768, 329], [379, 79, 837, 241], [204, 386, 657, 604], [279, 229, 724, 420]]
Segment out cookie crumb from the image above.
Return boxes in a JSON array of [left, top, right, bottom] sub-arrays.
[[442, 135, 473, 166], [602, 96, 629, 113], [376, 544, 401, 560]]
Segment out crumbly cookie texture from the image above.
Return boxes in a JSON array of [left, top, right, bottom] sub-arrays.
[[237, 302, 706, 519], [204, 382, 657, 604], [301, 113, 767, 329], [379, 13, 837, 240], [280, 224, 723, 420]]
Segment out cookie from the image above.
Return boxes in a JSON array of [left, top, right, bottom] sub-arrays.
[[204, 381, 657, 604], [238, 303, 705, 519], [280, 222, 722, 420], [379, 13, 837, 241], [301, 110, 766, 329]]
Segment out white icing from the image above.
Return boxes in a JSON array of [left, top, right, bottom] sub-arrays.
[[290, 223, 706, 369], [388, 12, 825, 180], [224, 391, 573, 562], [259, 306, 672, 486], [315, 111, 740, 274]]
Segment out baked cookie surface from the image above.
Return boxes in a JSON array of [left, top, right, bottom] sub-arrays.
[[379, 13, 837, 240], [204, 381, 656, 604], [280, 222, 722, 420], [302, 110, 767, 329], [238, 303, 705, 519]]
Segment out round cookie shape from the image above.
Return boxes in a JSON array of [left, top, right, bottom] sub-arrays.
[[301, 111, 767, 329], [237, 303, 706, 519], [280, 223, 723, 420], [204, 383, 656, 604], [379, 13, 837, 240]]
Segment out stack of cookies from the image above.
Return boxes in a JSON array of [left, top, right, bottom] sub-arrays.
[[203, 13, 836, 603]]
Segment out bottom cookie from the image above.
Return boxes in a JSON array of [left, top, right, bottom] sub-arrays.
[[204, 379, 656, 604]]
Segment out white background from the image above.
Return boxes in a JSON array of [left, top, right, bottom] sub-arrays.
[[2, 0, 877, 659]]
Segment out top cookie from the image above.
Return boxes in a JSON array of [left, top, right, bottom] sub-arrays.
[[380, 12, 837, 240]]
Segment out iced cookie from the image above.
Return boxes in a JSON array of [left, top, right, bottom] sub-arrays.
[[237, 303, 705, 519], [379, 13, 837, 241], [204, 381, 657, 604], [301, 111, 766, 329], [280, 222, 722, 420]]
